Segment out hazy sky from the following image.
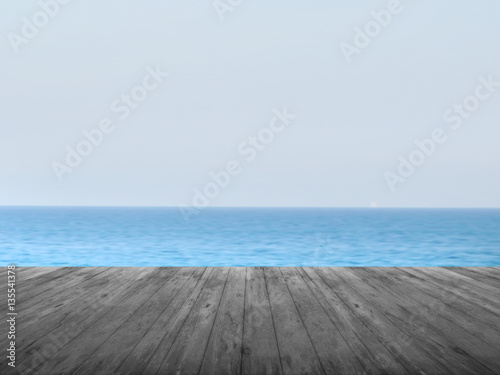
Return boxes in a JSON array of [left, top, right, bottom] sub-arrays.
[[1, 0, 500, 208]]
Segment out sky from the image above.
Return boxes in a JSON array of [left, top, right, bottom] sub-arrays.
[[1, 0, 500, 208]]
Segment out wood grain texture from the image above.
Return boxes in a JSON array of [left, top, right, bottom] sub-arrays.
[[408, 267, 500, 314], [280, 267, 365, 374], [116, 267, 207, 375], [241, 267, 282, 375], [264, 267, 324, 375], [2, 267, 499, 375], [155, 267, 230, 374], [297, 267, 404, 374], [199, 267, 246, 375], [314, 267, 452, 375], [338, 268, 499, 374], [72, 267, 197, 375]]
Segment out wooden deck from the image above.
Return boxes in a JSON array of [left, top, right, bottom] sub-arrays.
[[2, 267, 500, 374]]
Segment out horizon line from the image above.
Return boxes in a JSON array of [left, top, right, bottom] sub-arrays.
[[1, 205, 499, 210]]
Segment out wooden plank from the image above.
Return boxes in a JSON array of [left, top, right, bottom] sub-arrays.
[[314, 267, 453, 375], [0, 267, 129, 353], [16, 266, 54, 276], [4, 267, 500, 374], [483, 267, 500, 277], [264, 267, 324, 374], [2, 267, 51, 309], [18, 267, 121, 321], [19, 267, 110, 310], [17, 267, 75, 292], [155, 268, 230, 374], [6, 266, 35, 271], [298, 267, 404, 374], [396, 268, 500, 334], [10, 268, 129, 348], [465, 268, 500, 282], [14, 268, 153, 366], [401, 268, 500, 317], [445, 268, 500, 288], [280, 267, 365, 374], [241, 267, 282, 375], [10, 266, 35, 272], [338, 268, 499, 374], [115, 267, 208, 375], [199, 267, 246, 375], [138, 268, 214, 374], [17, 267, 62, 283], [409, 268, 500, 314], [72, 267, 197, 374], [358, 268, 500, 351], [13, 267, 80, 310], [18, 268, 170, 374], [423, 268, 499, 301]]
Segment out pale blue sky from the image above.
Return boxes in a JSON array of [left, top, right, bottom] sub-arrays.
[[1, 0, 500, 207]]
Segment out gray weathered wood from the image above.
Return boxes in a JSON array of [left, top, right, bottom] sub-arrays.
[[21, 268, 170, 374], [338, 268, 499, 374], [264, 267, 324, 374], [72, 267, 197, 374], [315, 267, 453, 374], [298, 267, 404, 374], [409, 268, 500, 314], [199, 267, 246, 375], [156, 267, 230, 374], [241, 267, 282, 375], [139, 268, 215, 374], [5, 267, 129, 354], [445, 267, 500, 288], [3, 267, 500, 375], [116, 267, 207, 375], [281, 267, 365, 374]]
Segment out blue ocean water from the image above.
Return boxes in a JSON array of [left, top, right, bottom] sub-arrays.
[[0, 207, 499, 267]]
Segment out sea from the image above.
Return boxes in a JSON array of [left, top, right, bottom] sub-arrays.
[[1, 207, 499, 267]]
